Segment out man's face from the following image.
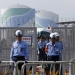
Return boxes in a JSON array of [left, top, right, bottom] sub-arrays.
[[51, 38, 56, 43], [40, 38, 44, 41], [16, 36, 22, 41], [56, 36, 59, 41]]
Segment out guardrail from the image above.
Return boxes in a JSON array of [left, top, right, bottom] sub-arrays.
[[0, 61, 75, 75], [0, 61, 14, 75], [17, 61, 75, 75]]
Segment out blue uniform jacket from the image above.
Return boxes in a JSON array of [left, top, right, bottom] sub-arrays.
[[10, 40, 29, 61], [47, 42, 60, 56], [37, 41, 46, 51], [56, 41, 63, 54]]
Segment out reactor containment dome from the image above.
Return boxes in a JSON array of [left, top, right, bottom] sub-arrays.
[[35, 10, 59, 28], [1, 4, 35, 27]]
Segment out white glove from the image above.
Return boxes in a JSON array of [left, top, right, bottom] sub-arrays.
[[10, 61, 14, 65], [37, 50, 39, 54], [55, 50, 59, 54]]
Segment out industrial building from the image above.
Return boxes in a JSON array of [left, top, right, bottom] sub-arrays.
[[0, 4, 35, 27], [0, 4, 59, 41], [35, 10, 59, 28], [0, 4, 59, 28]]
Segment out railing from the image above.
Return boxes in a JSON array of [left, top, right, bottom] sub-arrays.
[[0, 61, 75, 75], [0, 61, 14, 75], [19, 61, 75, 75]]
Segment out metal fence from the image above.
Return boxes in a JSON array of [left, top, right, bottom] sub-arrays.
[[0, 27, 37, 61], [0, 59, 75, 75], [51, 27, 75, 61], [0, 61, 14, 75], [0, 61, 75, 75], [20, 61, 75, 75]]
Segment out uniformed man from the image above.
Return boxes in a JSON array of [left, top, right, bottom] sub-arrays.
[[54, 32, 63, 60], [54, 32, 63, 75], [10, 30, 29, 75], [45, 37, 50, 43], [37, 35, 47, 61], [46, 33, 60, 75]]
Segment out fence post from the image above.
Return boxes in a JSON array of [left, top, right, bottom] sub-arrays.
[[13, 62, 17, 75], [21, 63, 25, 75], [69, 63, 71, 75]]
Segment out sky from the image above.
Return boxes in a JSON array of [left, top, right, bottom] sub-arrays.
[[0, 0, 75, 21]]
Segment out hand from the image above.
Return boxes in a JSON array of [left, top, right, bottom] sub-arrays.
[[37, 50, 39, 54], [10, 61, 14, 65], [25, 60, 28, 63], [55, 50, 59, 54]]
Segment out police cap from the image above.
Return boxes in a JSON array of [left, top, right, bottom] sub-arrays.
[[50, 33, 56, 39], [15, 30, 22, 37], [40, 35, 44, 39], [54, 32, 60, 37]]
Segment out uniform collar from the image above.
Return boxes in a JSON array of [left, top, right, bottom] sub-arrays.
[[49, 41, 56, 46], [16, 40, 22, 43], [39, 40, 44, 43]]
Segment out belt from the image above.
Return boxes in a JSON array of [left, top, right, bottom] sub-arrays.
[[13, 56, 25, 62], [48, 55, 59, 57], [13, 56, 25, 59]]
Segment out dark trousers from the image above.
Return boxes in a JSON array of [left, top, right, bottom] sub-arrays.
[[47, 55, 60, 74], [38, 49, 47, 61], [12, 56, 26, 74]]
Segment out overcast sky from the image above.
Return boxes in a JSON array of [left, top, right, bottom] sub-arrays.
[[0, 0, 75, 21]]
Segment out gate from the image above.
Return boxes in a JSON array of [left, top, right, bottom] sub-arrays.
[[51, 27, 75, 61], [0, 27, 37, 61]]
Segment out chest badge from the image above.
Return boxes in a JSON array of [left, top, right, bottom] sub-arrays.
[[21, 48, 24, 51]]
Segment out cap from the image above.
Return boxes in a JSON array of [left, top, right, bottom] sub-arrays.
[[54, 32, 59, 37], [40, 35, 44, 39], [50, 33, 56, 39], [15, 30, 22, 36]]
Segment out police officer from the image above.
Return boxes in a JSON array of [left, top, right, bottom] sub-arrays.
[[10, 30, 29, 75], [54, 32, 63, 75], [46, 33, 60, 75], [45, 37, 50, 43], [37, 35, 47, 61], [54, 32, 63, 60]]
